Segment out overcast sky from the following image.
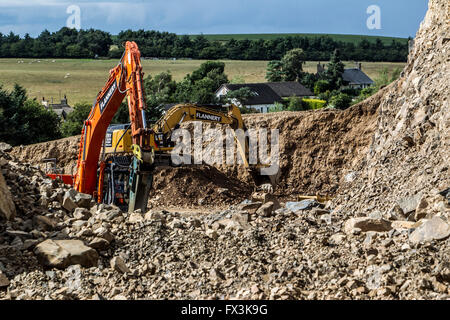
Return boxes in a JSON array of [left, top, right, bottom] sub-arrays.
[[0, 0, 428, 38]]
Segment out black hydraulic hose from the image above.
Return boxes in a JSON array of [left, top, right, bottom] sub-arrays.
[[110, 162, 115, 204], [112, 123, 132, 169]]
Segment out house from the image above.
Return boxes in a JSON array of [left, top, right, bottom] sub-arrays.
[[265, 81, 313, 98], [316, 62, 374, 89], [215, 82, 312, 113], [42, 96, 74, 120], [215, 83, 282, 113], [342, 64, 374, 89]]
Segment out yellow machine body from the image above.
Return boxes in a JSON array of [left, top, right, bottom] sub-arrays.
[[104, 125, 133, 154]]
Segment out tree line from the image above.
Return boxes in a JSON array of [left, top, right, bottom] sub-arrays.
[[0, 28, 111, 58], [0, 27, 408, 62]]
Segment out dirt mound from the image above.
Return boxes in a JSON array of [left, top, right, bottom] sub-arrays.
[[235, 100, 380, 196], [149, 165, 252, 207], [10, 136, 80, 175], [332, 0, 449, 219]]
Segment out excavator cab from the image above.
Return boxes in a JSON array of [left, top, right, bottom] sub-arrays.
[[104, 124, 133, 154]]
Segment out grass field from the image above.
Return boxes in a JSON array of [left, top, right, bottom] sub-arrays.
[[0, 58, 405, 105], [187, 33, 408, 45]]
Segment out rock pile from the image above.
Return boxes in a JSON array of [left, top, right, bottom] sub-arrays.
[[332, 0, 449, 221], [149, 165, 252, 208], [1, 144, 449, 300], [1, 186, 448, 300]]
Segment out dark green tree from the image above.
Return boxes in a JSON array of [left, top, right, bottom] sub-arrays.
[[175, 61, 229, 104], [286, 96, 307, 111], [143, 71, 178, 121], [328, 93, 352, 110], [281, 48, 306, 81], [314, 80, 332, 95], [265, 60, 284, 82], [0, 84, 61, 145], [218, 87, 256, 105], [265, 49, 314, 86], [324, 49, 345, 90], [60, 102, 92, 137], [0, 28, 408, 61], [299, 72, 317, 91]]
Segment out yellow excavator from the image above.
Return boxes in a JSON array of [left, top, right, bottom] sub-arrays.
[[50, 42, 278, 213], [101, 102, 277, 210]]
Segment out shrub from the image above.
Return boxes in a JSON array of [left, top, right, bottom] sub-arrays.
[[318, 90, 331, 101], [303, 98, 327, 110], [286, 96, 307, 111], [328, 93, 352, 110], [268, 102, 285, 113], [314, 80, 331, 95], [340, 88, 361, 97]]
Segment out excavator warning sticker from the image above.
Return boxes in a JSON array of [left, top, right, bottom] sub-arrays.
[[196, 111, 222, 122], [105, 132, 113, 148], [99, 81, 117, 113]]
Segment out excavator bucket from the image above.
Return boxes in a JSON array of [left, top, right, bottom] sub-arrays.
[[128, 158, 153, 213], [249, 167, 281, 193]]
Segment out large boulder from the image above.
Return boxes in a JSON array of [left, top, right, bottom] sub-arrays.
[[237, 201, 263, 214], [256, 202, 274, 217], [128, 212, 144, 224], [263, 193, 281, 211], [0, 142, 12, 153], [33, 215, 58, 231], [409, 216, 450, 243], [73, 208, 91, 220], [0, 272, 10, 288], [0, 171, 16, 221], [74, 193, 93, 209], [344, 217, 392, 234], [110, 256, 130, 274], [89, 237, 110, 250], [251, 192, 281, 211], [286, 200, 317, 213], [398, 193, 423, 216], [62, 189, 78, 212], [34, 239, 98, 269]]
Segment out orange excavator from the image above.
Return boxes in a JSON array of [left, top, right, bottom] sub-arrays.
[[50, 41, 279, 213], [52, 41, 154, 212]]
